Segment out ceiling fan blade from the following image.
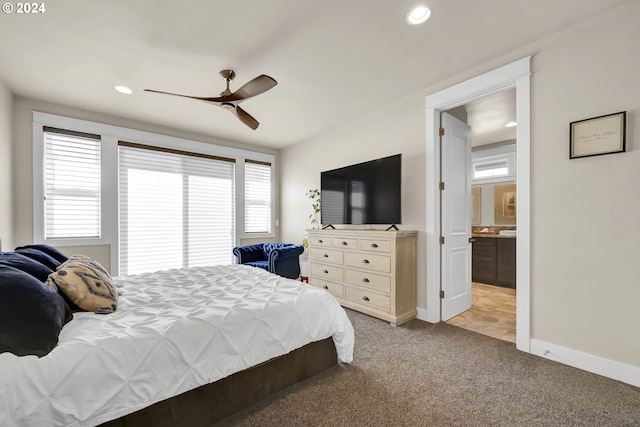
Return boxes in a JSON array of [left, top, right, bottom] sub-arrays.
[[235, 106, 260, 130], [143, 89, 214, 101], [228, 75, 277, 101]]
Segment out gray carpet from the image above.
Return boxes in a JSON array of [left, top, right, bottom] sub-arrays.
[[214, 309, 640, 427]]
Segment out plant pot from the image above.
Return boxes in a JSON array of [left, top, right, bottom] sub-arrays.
[[299, 259, 309, 277]]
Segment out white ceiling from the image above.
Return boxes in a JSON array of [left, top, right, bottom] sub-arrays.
[[466, 88, 516, 146], [0, 0, 628, 149]]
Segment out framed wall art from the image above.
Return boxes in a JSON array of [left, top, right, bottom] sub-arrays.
[[570, 111, 626, 159], [494, 183, 516, 225]]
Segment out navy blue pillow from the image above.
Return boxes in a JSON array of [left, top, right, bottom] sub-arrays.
[[0, 252, 54, 282], [14, 247, 61, 270], [15, 244, 68, 264], [0, 265, 72, 357]]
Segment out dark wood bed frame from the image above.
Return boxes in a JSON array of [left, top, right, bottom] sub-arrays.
[[99, 337, 337, 427]]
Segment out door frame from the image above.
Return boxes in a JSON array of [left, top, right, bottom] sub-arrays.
[[423, 57, 531, 352]]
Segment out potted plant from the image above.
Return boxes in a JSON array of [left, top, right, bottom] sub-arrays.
[[306, 189, 321, 229], [300, 189, 321, 278]]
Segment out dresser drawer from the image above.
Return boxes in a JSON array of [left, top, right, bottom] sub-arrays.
[[309, 235, 332, 248], [358, 239, 392, 253], [310, 248, 344, 265], [345, 252, 391, 273], [345, 269, 391, 293], [332, 237, 358, 250], [345, 287, 390, 313], [310, 262, 344, 282], [309, 278, 344, 299]]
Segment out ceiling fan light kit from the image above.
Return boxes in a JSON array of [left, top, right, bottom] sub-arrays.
[[144, 69, 277, 130]]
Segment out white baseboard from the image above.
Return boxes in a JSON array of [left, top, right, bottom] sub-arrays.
[[530, 339, 640, 388], [416, 307, 429, 322], [414, 311, 639, 388]]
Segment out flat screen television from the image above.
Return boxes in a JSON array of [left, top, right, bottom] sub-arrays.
[[320, 154, 401, 226]]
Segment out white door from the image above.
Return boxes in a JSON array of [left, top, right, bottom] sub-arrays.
[[440, 112, 472, 321]]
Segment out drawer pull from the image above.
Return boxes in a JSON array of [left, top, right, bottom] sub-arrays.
[[362, 278, 370, 283], [323, 253, 328, 258], [370, 243, 378, 248], [341, 241, 348, 245], [323, 269, 328, 274], [362, 296, 370, 302], [323, 285, 329, 290], [318, 239, 323, 243], [362, 259, 370, 264]]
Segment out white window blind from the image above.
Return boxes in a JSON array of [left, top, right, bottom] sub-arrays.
[[43, 127, 101, 239], [118, 142, 235, 275], [244, 161, 271, 234], [473, 158, 509, 179]]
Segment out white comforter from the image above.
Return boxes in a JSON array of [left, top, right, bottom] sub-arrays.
[[0, 265, 354, 427]]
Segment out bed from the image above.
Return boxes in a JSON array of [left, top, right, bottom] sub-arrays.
[[0, 263, 354, 427]]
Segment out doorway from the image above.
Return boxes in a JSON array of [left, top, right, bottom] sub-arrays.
[[444, 90, 518, 343], [423, 57, 531, 352]]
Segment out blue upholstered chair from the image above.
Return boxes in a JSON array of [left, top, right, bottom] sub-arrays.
[[233, 243, 304, 279]]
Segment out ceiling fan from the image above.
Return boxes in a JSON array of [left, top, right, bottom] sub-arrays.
[[144, 70, 277, 130]]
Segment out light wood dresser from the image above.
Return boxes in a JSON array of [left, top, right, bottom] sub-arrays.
[[307, 229, 417, 326]]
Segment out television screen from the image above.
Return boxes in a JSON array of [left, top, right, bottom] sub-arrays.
[[320, 154, 401, 225]]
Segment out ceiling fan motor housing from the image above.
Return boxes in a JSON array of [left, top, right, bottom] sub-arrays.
[[219, 69, 236, 81], [219, 70, 235, 96]]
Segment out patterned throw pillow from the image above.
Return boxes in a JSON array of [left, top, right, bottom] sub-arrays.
[[46, 255, 118, 314]]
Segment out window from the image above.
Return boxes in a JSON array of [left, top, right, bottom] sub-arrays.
[[471, 144, 516, 184], [473, 158, 509, 179], [244, 161, 272, 234], [118, 142, 235, 275], [33, 112, 276, 276], [43, 127, 101, 239]]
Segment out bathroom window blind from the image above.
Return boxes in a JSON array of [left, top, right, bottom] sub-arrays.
[[473, 158, 509, 179], [43, 127, 101, 239], [118, 142, 235, 275], [244, 160, 272, 234]]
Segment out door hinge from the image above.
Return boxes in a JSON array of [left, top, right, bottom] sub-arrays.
[[439, 182, 445, 191], [440, 290, 445, 299], [439, 127, 445, 136], [439, 236, 445, 245]]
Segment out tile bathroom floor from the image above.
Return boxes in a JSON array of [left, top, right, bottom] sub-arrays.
[[446, 282, 516, 343]]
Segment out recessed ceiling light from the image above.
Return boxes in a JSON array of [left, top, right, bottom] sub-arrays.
[[406, 5, 431, 25], [505, 121, 517, 127], [114, 85, 133, 95]]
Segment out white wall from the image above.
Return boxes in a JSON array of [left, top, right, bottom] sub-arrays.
[[280, 94, 428, 307], [281, 2, 640, 368], [0, 80, 12, 250], [530, 2, 640, 367]]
